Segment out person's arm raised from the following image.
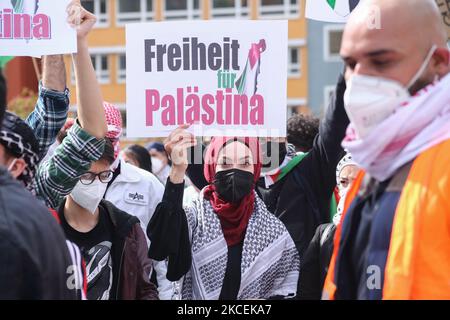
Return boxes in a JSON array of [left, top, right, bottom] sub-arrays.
[[34, 1, 107, 209], [67, 0, 107, 139], [42, 55, 66, 92], [26, 54, 70, 157]]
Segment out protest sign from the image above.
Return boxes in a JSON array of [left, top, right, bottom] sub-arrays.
[[126, 20, 288, 138], [306, 0, 361, 23], [435, 0, 450, 39], [0, 0, 76, 57]]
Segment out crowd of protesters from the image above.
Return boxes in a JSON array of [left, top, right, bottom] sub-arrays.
[[0, 0, 449, 300]]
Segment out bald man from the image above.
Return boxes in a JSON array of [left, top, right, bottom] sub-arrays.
[[323, 0, 450, 300], [342, 0, 449, 92]]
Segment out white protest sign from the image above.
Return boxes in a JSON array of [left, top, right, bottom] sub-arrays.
[[126, 20, 288, 138], [306, 0, 361, 23], [0, 0, 76, 57]]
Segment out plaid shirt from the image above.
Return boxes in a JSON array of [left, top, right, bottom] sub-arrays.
[[26, 82, 70, 158], [34, 121, 106, 209]]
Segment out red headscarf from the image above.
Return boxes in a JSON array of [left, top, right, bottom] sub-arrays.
[[203, 137, 262, 246], [103, 102, 123, 159]]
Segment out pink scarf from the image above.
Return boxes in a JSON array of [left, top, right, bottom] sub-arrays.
[[342, 73, 450, 182]]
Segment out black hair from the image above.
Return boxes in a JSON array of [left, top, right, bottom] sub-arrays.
[[124, 144, 152, 173], [99, 138, 115, 165], [0, 69, 6, 125], [287, 114, 320, 153]]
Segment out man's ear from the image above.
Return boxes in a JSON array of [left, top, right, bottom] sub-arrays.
[[433, 48, 450, 78], [9, 158, 28, 179]]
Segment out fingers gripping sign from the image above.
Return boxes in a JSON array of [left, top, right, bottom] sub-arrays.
[[66, 0, 96, 40], [167, 125, 197, 184]]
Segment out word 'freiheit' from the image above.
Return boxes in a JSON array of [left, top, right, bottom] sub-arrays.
[[144, 37, 240, 72]]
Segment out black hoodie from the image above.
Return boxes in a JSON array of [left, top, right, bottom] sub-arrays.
[[0, 167, 77, 299]]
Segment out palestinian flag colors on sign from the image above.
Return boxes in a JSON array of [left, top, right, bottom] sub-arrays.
[[235, 39, 266, 96], [306, 0, 361, 23], [10, 0, 40, 14], [326, 0, 360, 17], [0, 57, 14, 68]]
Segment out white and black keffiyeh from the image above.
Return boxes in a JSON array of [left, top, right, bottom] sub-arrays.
[[0, 130, 40, 191], [180, 191, 300, 300], [335, 153, 356, 185]]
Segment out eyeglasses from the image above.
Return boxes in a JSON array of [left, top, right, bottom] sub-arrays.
[[79, 170, 114, 185]]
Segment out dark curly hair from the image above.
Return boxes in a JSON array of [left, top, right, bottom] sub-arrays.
[[287, 114, 320, 153]]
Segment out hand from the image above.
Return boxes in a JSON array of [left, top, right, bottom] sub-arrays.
[[68, 0, 106, 140], [164, 124, 193, 155], [165, 125, 197, 183], [66, 0, 96, 41]]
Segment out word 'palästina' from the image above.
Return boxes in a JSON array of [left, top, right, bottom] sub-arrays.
[[146, 87, 264, 126], [0, 9, 51, 40]]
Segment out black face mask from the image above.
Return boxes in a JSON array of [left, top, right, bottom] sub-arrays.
[[261, 141, 287, 169], [213, 169, 254, 204]]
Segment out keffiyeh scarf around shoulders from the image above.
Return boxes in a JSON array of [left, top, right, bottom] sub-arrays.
[[180, 190, 300, 300], [342, 73, 450, 182]]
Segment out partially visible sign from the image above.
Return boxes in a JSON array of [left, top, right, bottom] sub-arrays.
[[435, 0, 450, 40], [0, 0, 76, 57], [306, 0, 361, 23]]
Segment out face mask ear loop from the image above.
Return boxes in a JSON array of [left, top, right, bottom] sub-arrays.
[[7, 158, 18, 172], [446, 43, 450, 68], [407, 44, 438, 90]]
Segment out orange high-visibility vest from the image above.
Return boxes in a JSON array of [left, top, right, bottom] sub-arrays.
[[323, 139, 450, 300]]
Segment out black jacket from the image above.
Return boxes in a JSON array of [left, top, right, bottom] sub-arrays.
[[58, 199, 159, 300], [257, 75, 347, 259], [298, 223, 336, 300], [0, 167, 78, 299]]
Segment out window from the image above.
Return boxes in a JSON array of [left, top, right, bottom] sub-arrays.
[[210, 0, 249, 18], [117, 54, 126, 83], [71, 54, 110, 84], [324, 25, 344, 61], [287, 39, 305, 77], [164, 0, 201, 20], [288, 47, 301, 77], [117, 0, 153, 24], [81, 0, 109, 27], [91, 54, 110, 84], [259, 0, 299, 19], [287, 99, 308, 116], [288, 105, 298, 117]]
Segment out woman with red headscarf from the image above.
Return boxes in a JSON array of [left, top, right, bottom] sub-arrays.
[[147, 127, 299, 300]]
